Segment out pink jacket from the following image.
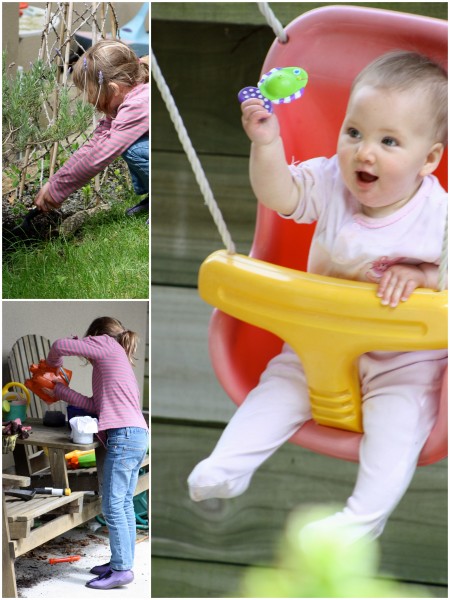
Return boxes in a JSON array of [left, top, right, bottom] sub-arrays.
[[48, 83, 149, 204]]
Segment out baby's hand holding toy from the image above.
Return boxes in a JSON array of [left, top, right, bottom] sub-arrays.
[[238, 66, 308, 113], [25, 359, 72, 404]]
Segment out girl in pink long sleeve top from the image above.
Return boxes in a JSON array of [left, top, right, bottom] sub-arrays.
[[35, 40, 149, 218], [46, 317, 148, 589]]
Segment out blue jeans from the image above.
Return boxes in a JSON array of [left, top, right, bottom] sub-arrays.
[[122, 134, 149, 195], [102, 427, 148, 570]]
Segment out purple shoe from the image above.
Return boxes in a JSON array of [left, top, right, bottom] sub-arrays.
[[89, 562, 111, 576], [86, 568, 134, 589]]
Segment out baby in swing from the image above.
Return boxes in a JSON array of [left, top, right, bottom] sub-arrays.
[[188, 51, 448, 543], [34, 40, 149, 219]]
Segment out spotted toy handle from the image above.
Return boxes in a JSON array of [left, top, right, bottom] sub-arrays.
[[238, 87, 273, 113]]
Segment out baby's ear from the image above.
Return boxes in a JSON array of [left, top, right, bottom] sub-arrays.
[[420, 142, 444, 176]]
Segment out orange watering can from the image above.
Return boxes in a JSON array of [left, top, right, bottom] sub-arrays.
[[25, 359, 72, 404]]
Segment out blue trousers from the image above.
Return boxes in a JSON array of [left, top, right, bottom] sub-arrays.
[[122, 134, 149, 195], [101, 427, 148, 570]]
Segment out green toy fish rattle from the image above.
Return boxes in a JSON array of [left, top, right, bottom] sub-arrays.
[[238, 66, 308, 113]]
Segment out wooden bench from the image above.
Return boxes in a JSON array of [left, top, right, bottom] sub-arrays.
[[2, 472, 102, 598]]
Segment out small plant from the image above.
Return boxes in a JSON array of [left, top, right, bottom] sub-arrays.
[[2, 52, 94, 168]]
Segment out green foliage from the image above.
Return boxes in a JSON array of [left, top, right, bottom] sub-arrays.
[[2, 52, 94, 162], [240, 506, 431, 598]]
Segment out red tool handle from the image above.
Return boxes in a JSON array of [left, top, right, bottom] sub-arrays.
[[48, 555, 81, 564]]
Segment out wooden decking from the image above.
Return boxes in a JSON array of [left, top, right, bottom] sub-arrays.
[[151, 3, 448, 597]]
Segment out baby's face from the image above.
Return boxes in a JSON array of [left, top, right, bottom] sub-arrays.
[[337, 85, 440, 217]]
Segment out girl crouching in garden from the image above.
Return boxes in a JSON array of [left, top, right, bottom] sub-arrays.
[[34, 40, 149, 219], [44, 316, 149, 590]]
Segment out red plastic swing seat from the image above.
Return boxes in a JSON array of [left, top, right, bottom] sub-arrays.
[[206, 6, 448, 465]]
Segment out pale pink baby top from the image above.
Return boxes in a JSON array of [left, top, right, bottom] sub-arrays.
[[47, 334, 148, 441], [48, 83, 149, 204], [286, 155, 447, 283], [286, 155, 447, 370]]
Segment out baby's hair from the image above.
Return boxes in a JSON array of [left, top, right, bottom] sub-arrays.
[[352, 50, 448, 144], [72, 39, 149, 113], [85, 316, 139, 365]]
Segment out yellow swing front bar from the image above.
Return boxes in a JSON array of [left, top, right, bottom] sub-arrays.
[[199, 250, 448, 433]]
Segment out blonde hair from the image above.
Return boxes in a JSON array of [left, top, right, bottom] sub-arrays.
[[352, 51, 448, 144], [72, 39, 149, 113], [85, 317, 139, 365]]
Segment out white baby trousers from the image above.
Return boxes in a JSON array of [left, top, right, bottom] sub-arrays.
[[188, 344, 446, 541]]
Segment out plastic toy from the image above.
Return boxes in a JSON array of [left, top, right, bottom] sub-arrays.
[[238, 66, 308, 113], [2, 382, 30, 421], [199, 6, 448, 464], [49, 555, 80, 564], [25, 359, 72, 404], [65, 449, 96, 469]]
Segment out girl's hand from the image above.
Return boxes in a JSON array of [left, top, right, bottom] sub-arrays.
[[241, 98, 280, 146], [41, 387, 56, 397], [34, 182, 59, 212], [377, 264, 427, 307]]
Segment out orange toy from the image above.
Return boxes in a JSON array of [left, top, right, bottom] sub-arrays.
[[25, 359, 72, 404]]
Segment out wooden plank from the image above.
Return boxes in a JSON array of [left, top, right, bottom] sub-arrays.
[[14, 419, 99, 451], [151, 152, 254, 287], [152, 19, 273, 156], [2, 474, 31, 488], [12, 496, 102, 558], [151, 2, 448, 24], [152, 556, 245, 598], [2, 494, 17, 598], [152, 421, 447, 586], [7, 492, 84, 524], [152, 556, 448, 599], [151, 285, 235, 423], [47, 447, 69, 489]]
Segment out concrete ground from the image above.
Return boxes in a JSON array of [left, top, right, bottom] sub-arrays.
[[15, 521, 149, 597]]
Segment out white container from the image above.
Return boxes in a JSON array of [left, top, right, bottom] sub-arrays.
[[69, 416, 98, 445]]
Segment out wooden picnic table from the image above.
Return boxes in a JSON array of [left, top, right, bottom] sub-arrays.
[[11, 418, 101, 489]]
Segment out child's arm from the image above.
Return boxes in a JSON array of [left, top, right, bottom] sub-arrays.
[[51, 383, 94, 412], [377, 263, 440, 307], [46, 336, 103, 368], [242, 99, 300, 215]]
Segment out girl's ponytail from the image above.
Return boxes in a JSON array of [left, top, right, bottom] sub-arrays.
[[116, 329, 139, 365]]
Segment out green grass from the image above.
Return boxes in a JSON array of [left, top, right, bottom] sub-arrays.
[[3, 201, 149, 299]]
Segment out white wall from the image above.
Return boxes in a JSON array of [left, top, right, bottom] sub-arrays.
[[2, 301, 149, 404]]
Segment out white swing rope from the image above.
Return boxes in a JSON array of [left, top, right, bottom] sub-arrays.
[[257, 2, 288, 43], [153, 1, 448, 292], [151, 50, 236, 255]]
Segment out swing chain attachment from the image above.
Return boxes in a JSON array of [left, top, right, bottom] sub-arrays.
[[151, 50, 236, 255], [258, 2, 288, 44]]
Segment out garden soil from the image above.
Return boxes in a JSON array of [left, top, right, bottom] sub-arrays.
[[2, 161, 132, 250]]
